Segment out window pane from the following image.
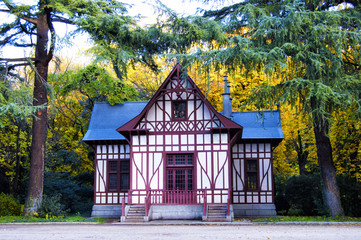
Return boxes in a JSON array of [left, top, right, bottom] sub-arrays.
[[175, 155, 185, 165], [187, 170, 193, 190], [247, 173, 257, 190], [174, 102, 186, 118], [168, 155, 192, 166], [121, 161, 129, 172], [121, 174, 129, 190], [175, 170, 185, 190], [109, 161, 117, 172], [187, 155, 193, 165], [109, 173, 117, 190], [247, 160, 257, 172], [168, 155, 173, 166], [168, 170, 173, 190]]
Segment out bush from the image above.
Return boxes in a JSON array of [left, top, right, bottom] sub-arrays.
[[38, 194, 68, 218], [276, 174, 327, 216], [275, 174, 361, 216], [0, 193, 22, 216], [337, 175, 361, 217], [44, 171, 93, 215], [274, 175, 290, 215]]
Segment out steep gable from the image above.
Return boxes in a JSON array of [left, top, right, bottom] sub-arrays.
[[117, 64, 242, 138]]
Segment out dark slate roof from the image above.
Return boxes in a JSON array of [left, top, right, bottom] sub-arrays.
[[231, 111, 284, 140], [83, 102, 284, 142], [83, 101, 148, 142]]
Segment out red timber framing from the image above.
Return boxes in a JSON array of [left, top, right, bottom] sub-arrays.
[[94, 143, 130, 205], [117, 64, 243, 205], [231, 142, 274, 204]]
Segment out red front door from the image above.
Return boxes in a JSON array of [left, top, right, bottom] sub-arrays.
[[165, 154, 195, 204]]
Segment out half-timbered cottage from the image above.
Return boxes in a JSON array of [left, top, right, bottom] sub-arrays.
[[83, 64, 284, 221]]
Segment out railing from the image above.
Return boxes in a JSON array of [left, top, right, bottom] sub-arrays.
[[121, 197, 125, 217], [128, 188, 230, 205], [227, 191, 231, 216], [149, 189, 203, 204], [203, 187, 207, 217], [145, 191, 151, 216]]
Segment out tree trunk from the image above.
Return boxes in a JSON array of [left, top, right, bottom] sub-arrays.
[[294, 130, 308, 175], [23, 11, 50, 216], [312, 114, 344, 216]]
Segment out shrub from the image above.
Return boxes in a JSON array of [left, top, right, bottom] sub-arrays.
[[284, 175, 326, 216], [38, 194, 68, 218], [274, 175, 290, 215], [44, 171, 93, 215], [0, 193, 22, 216], [337, 175, 361, 217]]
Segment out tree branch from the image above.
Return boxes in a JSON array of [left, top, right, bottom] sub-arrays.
[[14, 43, 36, 48], [46, 8, 55, 63], [7, 62, 32, 70], [2, 0, 38, 25], [0, 57, 35, 62], [51, 15, 74, 24], [0, 31, 21, 45]]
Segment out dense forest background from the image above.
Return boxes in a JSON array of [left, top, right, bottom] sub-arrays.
[[0, 0, 361, 217]]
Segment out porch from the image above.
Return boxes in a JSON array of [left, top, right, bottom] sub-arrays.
[[121, 189, 232, 222]]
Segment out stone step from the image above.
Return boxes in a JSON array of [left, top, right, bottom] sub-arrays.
[[208, 213, 227, 216], [208, 209, 227, 212], [124, 205, 146, 222], [126, 216, 144, 219], [205, 217, 229, 222], [128, 210, 145, 213], [203, 204, 229, 222], [208, 206, 227, 209]]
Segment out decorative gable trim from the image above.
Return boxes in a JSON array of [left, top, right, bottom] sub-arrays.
[[117, 64, 243, 140]]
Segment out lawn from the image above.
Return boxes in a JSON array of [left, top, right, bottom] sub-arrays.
[[0, 215, 106, 223], [249, 216, 361, 223]]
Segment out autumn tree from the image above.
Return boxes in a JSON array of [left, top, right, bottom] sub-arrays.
[[0, 0, 149, 215]]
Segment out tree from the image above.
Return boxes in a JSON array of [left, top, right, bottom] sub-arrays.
[[0, 0, 138, 215], [175, 0, 361, 216]]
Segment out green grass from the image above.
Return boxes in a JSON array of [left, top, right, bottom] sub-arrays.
[[250, 216, 361, 223], [0, 215, 106, 223]]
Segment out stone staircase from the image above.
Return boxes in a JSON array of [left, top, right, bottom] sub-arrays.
[[204, 204, 230, 222], [124, 205, 146, 222]]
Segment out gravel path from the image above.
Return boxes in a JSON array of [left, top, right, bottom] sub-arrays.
[[1, 223, 360, 240]]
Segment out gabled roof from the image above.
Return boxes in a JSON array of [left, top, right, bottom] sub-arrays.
[[83, 102, 284, 142], [82, 101, 148, 142], [116, 64, 242, 134]]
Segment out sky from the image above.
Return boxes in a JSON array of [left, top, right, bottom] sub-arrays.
[[0, 0, 235, 63]]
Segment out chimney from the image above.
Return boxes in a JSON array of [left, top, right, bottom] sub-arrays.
[[222, 75, 232, 118]]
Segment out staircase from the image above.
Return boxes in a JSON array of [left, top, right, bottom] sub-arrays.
[[204, 204, 230, 222], [124, 205, 146, 222]]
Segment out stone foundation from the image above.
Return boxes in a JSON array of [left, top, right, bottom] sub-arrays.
[[150, 205, 203, 220], [232, 204, 276, 217], [91, 205, 122, 218]]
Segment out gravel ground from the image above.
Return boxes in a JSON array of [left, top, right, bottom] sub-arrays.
[[1, 223, 361, 240]]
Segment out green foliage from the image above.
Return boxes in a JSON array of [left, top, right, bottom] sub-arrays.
[[252, 215, 361, 223], [337, 175, 361, 217], [0, 215, 106, 223], [284, 175, 326, 216], [44, 170, 93, 215], [0, 193, 22, 216], [274, 174, 361, 217], [37, 194, 68, 218]]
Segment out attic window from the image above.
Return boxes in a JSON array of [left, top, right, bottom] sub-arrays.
[[173, 101, 186, 120]]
